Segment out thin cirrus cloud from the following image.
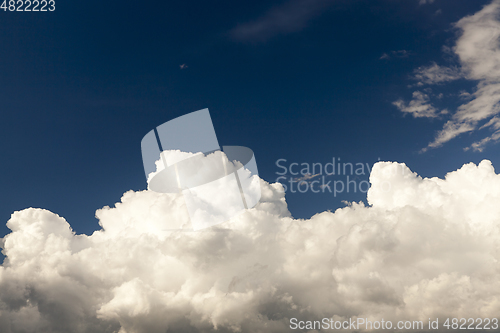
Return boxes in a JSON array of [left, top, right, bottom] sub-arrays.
[[1, 152, 500, 332], [412, 62, 463, 85], [228, 0, 335, 42], [393, 90, 444, 118], [229, 0, 436, 43], [379, 50, 410, 60], [393, 0, 500, 152], [293, 172, 322, 182]]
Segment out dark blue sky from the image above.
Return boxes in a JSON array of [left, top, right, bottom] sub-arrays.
[[0, 0, 496, 237]]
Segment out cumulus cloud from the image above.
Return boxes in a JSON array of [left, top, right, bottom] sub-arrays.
[[396, 0, 500, 151], [2, 153, 500, 332]]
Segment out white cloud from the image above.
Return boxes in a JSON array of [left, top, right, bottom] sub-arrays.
[[293, 173, 322, 182], [2, 155, 500, 332], [468, 131, 500, 151], [424, 120, 475, 151], [393, 91, 441, 118], [397, 0, 500, 151], [413, 62, 463, 85], [454, 1, 500, 82]]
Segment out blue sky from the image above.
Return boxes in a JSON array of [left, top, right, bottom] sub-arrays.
[[0, 0, 498, 238], [4, 2, 500, 332]]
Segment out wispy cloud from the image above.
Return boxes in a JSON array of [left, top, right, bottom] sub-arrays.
[[179, 64, 188, 69], [379, 50, 410, 60], [393, 91, 444, 118], [229, 0, 334, 42], [412, 62, 462, 85], [380, 53, 390, 60], [395, 0, 500, 152], [293, 173, 322, 182]]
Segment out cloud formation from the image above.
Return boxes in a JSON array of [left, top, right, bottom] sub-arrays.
[[379, 50, 410, 60], [393, 90, 443, 118], [1, 154, 500, 332], [229, 0, 334, 42], [396, 0, 500, 151], [413, 62, 462, 85]]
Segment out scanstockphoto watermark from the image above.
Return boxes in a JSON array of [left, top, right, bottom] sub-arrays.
[[275, 157, 405, 196], [290, 317, 425, 331], [290, 317, 500, 331]]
